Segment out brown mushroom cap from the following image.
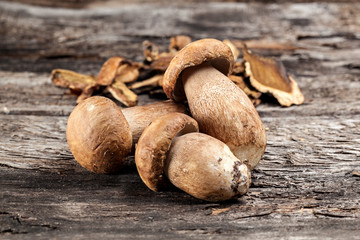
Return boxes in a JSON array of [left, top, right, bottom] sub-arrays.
[[66, 96, 132, 174], [163, 38, 234, 102], [135, 112, 199, 192]]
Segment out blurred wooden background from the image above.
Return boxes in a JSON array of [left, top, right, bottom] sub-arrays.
[[0, 0, 359, 239]]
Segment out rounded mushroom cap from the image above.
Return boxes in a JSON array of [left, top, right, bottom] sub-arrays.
[[165, 132, 251, 202], [66, 96, 132, 174], [135, 112, 199, 192], [163, 38, 234, 102]]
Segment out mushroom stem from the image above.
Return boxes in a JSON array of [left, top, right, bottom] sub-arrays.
[[122, 100, 186, 144], [181, 62, 266, 170], [165, 132, 251, 202]]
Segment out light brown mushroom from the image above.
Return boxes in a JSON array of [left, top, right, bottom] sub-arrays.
[[166, 132, 251, 202], [135, 112, 199, 191], [162, 39, 267, 170], [135, 112, 251, 201], [67, 96, 186, 174], [67, 96, 132, 174]]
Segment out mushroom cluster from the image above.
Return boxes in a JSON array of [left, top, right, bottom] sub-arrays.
[[66, 39, 267, 202]]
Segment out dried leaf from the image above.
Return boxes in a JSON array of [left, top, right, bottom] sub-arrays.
[[232, 61, 245, 75], [223, 39, 240, 61], [229, 74, 246, 90], [108, 81, 138, 107], [241, 43, 304, 107], [169, 35, 192, 52], [149, 53, 175, 72], [143, 40, 159, 62], [352, 170, 360, 177], [115, 63, 140, 83], [51, 69, 96, 93], [229, 75, 262, 100], [233, 39, 302, 51], [97, 57, 124, 86], [130, 74, 163, 89], [76, 83, 99, 104], [252, 98, 262, 107]]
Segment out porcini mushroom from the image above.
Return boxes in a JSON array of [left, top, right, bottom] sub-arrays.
[[135, 112, 199, 191], [135, 112, 251, 201], [162, 39, 267, 170], [166, 132, 251, 202], [67, 96, 186, 174]]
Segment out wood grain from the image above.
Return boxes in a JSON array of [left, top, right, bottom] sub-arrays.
[[0, 1, 359, 239]]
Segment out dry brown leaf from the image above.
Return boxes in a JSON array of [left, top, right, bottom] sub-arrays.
[[115, 63, 140, 83], [229, 75, 262, 107], [143, 40, 159, 62], [51, 69, 96, 93], [149, 53, 175, 72], [169, 35, 192, 52], [130, 74, 163, 89], [232, 61, 245, 75], [52, 56, 141, 106], [252, 98, 262, 107], [108, 81, 138, 107], [76, 83, 99, 104], [223, 39, 240, 61], [229, 74, 246, 90], [229, 75, 262, 100], [241, 43, 304, 107], [233, 39, 302, 51], [352, 170, 360, 177], [97, 57, 124, 86]]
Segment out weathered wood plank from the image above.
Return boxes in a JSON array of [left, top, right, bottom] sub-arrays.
[[0, 1, 359, 239]]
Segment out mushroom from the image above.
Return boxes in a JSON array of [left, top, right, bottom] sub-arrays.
[[66, 96, 186, 174], [135, 112, 251, 201], [162, 39, 267, 170]]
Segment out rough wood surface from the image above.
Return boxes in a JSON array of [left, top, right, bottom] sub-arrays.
[[1, 1, 359, 239]]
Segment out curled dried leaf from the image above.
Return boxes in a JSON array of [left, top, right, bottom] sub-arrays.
[[97, 57, 124, 86], [229, 75, 262, 100], [115, 63, 140, 83], [229, 74, 246, 90], [143, 40, 159, 62], [169, 35, 192, 52], [51, 69, 96, 93], [232, 39, 302, 51], [252, 98, 262, 107], [76, 83, 99, 104], [108, 81, 138, 107], [149, 53, 175, 72], [232, 61, 245, 75], [130, 74, 163, 89], [241, 43, 304, 107], [223, 39, 240, 61]]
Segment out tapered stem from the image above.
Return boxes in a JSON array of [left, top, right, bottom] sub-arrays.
[[122, 100, 186, 144], [181, 62, 266, 169]]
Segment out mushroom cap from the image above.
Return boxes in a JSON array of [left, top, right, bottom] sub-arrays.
[[163, 38, 234, 102], [66, 96, 132, 174], [135, 112, 199, 192], [165, 132, 251, 202]]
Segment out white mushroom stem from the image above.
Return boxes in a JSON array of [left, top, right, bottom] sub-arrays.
[[181, 62, 267, 170], [165, 132, 251, 202], [122, 100, 185, 144]]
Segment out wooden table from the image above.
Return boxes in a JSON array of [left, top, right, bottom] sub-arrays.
[[1, 1, 359, 239]]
